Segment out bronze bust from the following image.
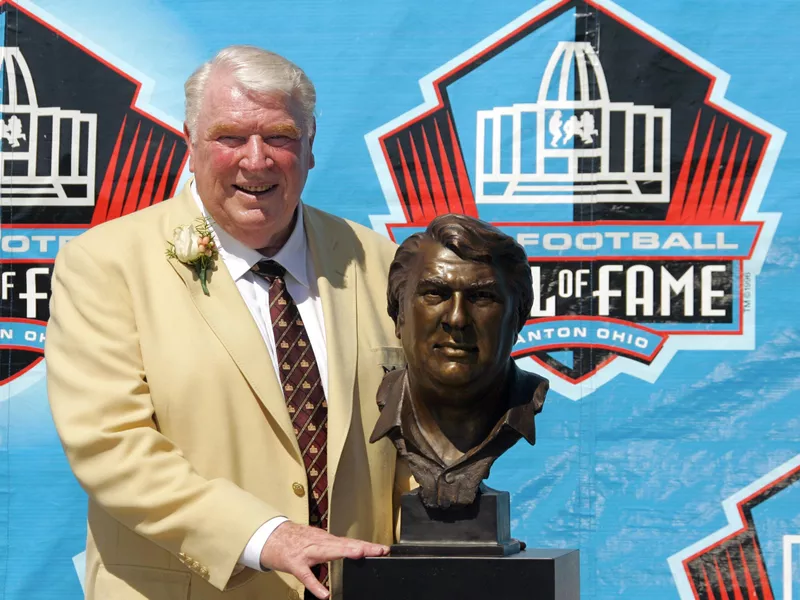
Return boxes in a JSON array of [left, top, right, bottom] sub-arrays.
[[370, 214, 548, 510]]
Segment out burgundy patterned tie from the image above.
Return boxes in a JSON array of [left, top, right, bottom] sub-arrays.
[[251, 260, 329, 595]]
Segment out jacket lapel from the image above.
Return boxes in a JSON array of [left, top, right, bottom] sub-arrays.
[[304, 206, 357, 488], [165, 186, 301, 463]]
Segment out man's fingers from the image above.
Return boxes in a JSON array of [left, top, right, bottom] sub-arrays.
[[303, 541, 362, 563], [334, 541, 390, 560], [300, 535, 388, 562], [294, 566, 329, 600], [260, 522, 391, 591], [362, 541, 391, 556], [325, 535, 389, 555]]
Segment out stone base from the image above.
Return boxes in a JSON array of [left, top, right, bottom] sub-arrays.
[[394, 484, 520, 556], [342, 549, 580, 600], [390, 538, 521, 557]]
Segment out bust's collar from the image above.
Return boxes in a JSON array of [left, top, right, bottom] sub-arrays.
[[370, 368, 408, 442], [493, 363, 547, 446], [370, 363, 548, 463]]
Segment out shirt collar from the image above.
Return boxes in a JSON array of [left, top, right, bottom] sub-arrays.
[[190, 180, 310, 288]]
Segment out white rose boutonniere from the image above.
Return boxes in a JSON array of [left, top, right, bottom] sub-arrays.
[[166, 217, 218, 296]]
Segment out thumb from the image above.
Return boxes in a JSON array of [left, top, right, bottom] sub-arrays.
[[294, 565, 329, 600]]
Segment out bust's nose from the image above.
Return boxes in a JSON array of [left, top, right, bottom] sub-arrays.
[[441, 292, 469, 330]]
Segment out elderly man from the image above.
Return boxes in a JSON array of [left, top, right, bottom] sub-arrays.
[[45, 46, 408, 600]]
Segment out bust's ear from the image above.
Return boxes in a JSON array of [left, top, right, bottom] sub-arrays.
[[395, 309, 404, 339], [513, 309, 526, 336]]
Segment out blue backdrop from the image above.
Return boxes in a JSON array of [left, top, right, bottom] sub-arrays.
[[0, 0, 798, 598]]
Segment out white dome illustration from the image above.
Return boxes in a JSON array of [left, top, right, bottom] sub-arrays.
[[1, 47, 39, 109], [476, 41, 671, 205], [0, 47, 97, 207], [538, 42, 610, 104]]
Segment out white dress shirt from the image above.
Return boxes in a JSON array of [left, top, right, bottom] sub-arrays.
[[191, 183, 328, 571]]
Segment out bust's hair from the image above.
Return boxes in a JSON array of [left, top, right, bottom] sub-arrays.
[[184, 45, 316, 143], [387, 213, 533, 333]]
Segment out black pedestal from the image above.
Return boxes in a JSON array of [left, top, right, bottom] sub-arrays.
[[342, 549, 579, 600]]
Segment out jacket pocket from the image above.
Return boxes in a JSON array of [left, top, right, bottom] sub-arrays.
[[95, 564, 190, 600]]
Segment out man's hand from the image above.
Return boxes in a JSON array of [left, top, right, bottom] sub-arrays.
[[259, 521, 390, 599]]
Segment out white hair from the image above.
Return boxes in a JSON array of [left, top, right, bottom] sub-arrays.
[[184, 45, 316, 143]]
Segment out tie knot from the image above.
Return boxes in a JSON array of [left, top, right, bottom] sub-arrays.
[[252, 260, 286, 280]]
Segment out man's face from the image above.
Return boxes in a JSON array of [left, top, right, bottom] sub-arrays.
[[397, 240, 517, 395], [185, 72, 315, 251]]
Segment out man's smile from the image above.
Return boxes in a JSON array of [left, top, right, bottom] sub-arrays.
[[233, 183, 278, 197]]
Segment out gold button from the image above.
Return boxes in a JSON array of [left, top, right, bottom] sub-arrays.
[[288, 590, 301, 600], [292, 482, 305, 497]]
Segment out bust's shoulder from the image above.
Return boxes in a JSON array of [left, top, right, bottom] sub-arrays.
[[370, 367, 406, 443], [511, 363, 549, 412], [376, 367, 405, 411], [516, 367, 549, 388]]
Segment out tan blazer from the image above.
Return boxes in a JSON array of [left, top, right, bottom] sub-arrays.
[[45, 184, 409, 600]]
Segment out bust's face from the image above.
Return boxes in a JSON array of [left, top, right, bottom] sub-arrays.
[[397, 240, 517, 395]]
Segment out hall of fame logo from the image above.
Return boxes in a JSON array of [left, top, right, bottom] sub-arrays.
[[0, 0, 187, 387], [367, 0, 785, 400]]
